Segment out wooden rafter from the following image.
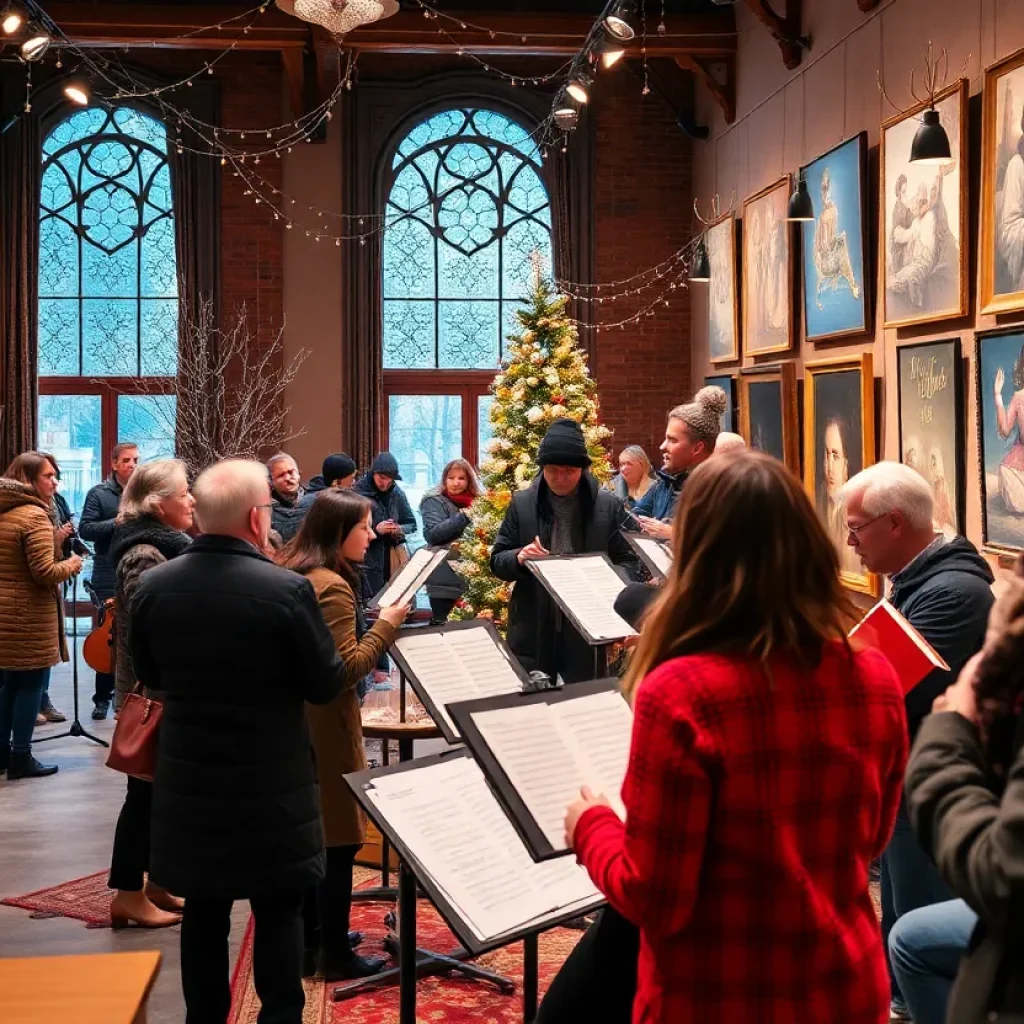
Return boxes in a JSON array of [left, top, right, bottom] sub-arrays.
[[742, 0, 808, 71], [676, 54, 735, 125], [857, 0, 881, 9]]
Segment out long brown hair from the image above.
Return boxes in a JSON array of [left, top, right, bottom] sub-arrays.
[[623, 451, 858, 700], [439, 458, 482, 499], [276, 489, 372, 589], [4, 451, 56, 496]]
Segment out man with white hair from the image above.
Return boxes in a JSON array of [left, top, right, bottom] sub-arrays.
[[841, 461, 993, 1023], [713, 431, 746, 456], [129, 459, 349, 1024]]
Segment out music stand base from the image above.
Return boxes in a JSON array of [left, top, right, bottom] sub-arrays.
[[34, 719, 109, 748]]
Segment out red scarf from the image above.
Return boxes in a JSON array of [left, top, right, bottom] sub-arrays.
[[444, 489, 475, 509]]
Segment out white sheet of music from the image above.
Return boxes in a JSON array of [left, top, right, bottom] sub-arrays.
[[533, 556, 637, 641], [550, 690, 633, 821], [376, 547, 448, 608], [636, 536, 673, 576], [366, 757, 599, 941], [471, 702, 586, 852], [395, 627, 523, 737]]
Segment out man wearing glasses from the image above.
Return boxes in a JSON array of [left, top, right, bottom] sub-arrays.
[[841, 461, 993, 1024]]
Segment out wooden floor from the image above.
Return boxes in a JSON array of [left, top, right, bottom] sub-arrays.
[[0, 645, 249, 1023]]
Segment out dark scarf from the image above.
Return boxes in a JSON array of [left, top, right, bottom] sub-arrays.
[[109, 515, 193, 570], [444, 489, 475, 509]]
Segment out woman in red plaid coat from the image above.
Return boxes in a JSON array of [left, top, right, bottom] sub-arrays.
[[566, 451, 908, 1024]]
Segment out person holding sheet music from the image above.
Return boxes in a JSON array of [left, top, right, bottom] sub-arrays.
[[490, 419, 639, 685], [277, 489, 410, 980], [420, 458, 481, 625], [562, 451, 908, 1024], [353, 452, 417, 598]]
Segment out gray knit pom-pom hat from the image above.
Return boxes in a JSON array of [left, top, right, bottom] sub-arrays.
[[670, 385, 728, 445]]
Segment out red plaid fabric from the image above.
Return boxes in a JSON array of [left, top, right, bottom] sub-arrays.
[[575, 642, 907, 1024]]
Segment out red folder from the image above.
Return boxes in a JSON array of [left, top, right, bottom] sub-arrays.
[[849, 599, 949, 695]]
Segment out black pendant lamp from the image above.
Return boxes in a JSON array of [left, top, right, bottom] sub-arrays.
[[787, 175, 814, 222], [910, 107, 951, 164]]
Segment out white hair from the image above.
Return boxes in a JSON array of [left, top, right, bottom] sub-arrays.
[[266, 452, 296, 474], [840, 461, 934, 530], [193, 459, 270, 535], [714, 432, 747, 455], [117, 460, 188, 523]]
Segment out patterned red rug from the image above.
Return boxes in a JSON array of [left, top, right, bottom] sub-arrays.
[[1, 870, 112, 927]]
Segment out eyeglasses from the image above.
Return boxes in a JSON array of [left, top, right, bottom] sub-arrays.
[[846, 512, 890, 539]]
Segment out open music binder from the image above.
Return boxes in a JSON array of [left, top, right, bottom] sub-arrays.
[[623, 532, 673, 580], [525, 553, 638, 644], [389, 619, 531, 744], [344, 749, 605, 955], [370, 546, 451, 609], [448, 678, 634, 861]]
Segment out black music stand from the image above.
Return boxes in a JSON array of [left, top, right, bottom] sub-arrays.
[[622, 532, 673, 581]]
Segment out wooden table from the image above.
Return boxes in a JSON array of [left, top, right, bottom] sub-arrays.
[[0, 950, 161, 1023]]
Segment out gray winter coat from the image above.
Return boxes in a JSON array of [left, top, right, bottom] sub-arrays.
[[419, 488, 471, 600]]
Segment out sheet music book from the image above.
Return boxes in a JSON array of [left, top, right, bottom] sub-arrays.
[[349, 751, 603, 950], [371, 546, 450, 609], [849, 598, 949, 694], [624, 532, 673, 579], [449, 679, 634, 860], [527, 554, 638, 643], [391, 621, 529, 743]]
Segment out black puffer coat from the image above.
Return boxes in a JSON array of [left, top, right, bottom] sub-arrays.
[[420, 487, 471, 601]]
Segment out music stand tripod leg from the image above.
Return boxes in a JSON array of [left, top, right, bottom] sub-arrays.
[[523, 932, 539, 1022], [399, 859, 417, 1024]]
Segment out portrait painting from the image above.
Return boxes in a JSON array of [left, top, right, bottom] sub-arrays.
[[742, 177, 793, 357], [804, 354, 877, 595], [738, 362, 799, 473], [981, 48, 1024, 315], [704, 374, 737, 431], [706, 214, 739, 363], [976, 329, 1024, 553], [897, 339, 963, 535], [800, 134, 869, 342], [881, 79, 968, 328]]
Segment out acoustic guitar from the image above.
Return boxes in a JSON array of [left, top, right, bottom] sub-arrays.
[[83, 598, 116, 675]]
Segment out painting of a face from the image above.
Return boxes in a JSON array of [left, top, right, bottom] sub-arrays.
[[882, 82, 966, 327], [742, 178, 792, 356], [746, 380, 783, 461], [897, 339, 962, 535], [801, 134, 868, 341], [823, 420, 848, 498]]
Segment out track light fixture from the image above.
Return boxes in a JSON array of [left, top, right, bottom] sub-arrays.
[[604, 2, 637, 43], [689, 238, 710, 283], [566, 72, 592, 105], [787, 174, 814, 222], [554, 105, 579, 131], [21, 27, 51, 62], [596, 37, 625, 70], [63, 81, 90, 107], [1, 2, 25, 35]]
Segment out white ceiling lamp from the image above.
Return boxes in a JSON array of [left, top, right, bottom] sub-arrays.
[[277, 0, 398, 34]]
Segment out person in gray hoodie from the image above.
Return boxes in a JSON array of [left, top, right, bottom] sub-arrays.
[[842, 462, 995, 1023]]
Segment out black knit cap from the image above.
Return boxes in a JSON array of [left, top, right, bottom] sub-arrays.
[[536, 418, 591, 469], [369, 451, 402, 481], [322, 453, 357, 485]]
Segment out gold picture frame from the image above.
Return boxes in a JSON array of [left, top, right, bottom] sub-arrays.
[[880, 79, 969, 329], [742, 176, 794, 358], [738, 361, 800, 474], [981, 48, 1024, 315], [706, 212, 740, 365], [803, 353, 878, 596]]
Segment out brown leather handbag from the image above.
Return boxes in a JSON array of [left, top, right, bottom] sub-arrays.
[[106, 684, 162, 782]]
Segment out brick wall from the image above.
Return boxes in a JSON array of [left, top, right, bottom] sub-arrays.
[[592, 71, 692, 461]]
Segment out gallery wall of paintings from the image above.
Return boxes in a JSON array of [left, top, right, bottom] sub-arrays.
[[689, 0, 1024, 584]]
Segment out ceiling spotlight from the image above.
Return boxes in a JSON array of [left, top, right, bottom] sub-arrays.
[[566, 73, 592, 105], [689, 238, 710, 282], [596, 37, 625, 70], [787, 174, 814, 222], [21, 29, 50, 62], [554, 105, 579, 131], [910, 107, 952, 164], [63, 82, 90, 107], [2, 3, 25, 35], [604, 2, 637, 42]]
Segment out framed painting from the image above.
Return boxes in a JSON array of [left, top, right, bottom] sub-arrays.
[[738, 362, 799, 473], [704, 373, 737, 431], [880, 79, 969, 328], [981, 47, 1024, 315], [706, 213, 739, 364], [976, 328, 1024, 553], [804, 353, 878, 596], [742, 177, 794, 357], [800, 133, 870, 342], [896, 339, 963, 535]]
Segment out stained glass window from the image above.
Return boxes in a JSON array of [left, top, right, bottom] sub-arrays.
[[39, 106, 178, 378], [382, 108, 552, 369]]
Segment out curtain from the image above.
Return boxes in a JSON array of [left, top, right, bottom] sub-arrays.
[[0, 111, 41, 468]]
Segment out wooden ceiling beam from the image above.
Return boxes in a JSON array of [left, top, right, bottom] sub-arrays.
[[742, 0, 808, 71]]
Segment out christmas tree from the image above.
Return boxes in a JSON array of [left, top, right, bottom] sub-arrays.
[[452, 273, 613, 628]]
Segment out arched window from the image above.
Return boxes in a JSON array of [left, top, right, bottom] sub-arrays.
[[36, 106, 178, 515], [382, 107, 552, 510]]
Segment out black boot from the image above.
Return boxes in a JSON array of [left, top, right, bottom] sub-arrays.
[[92, 700, 109, 721], [0, 743, 8, 775], [349, 930, 364, 948], [321, 952, 387, 982], [7, 751, 58, 780]]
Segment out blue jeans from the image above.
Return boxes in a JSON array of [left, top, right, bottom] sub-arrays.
[[0, 667, 51, 753], [882, 806, 954, 1006], [889, 899, 977, 1024]]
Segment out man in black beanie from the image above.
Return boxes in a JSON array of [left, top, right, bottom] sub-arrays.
[[491, 419, 639, 684]]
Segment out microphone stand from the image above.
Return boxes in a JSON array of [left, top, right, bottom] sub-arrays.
[[36, 572, 109, 750]]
